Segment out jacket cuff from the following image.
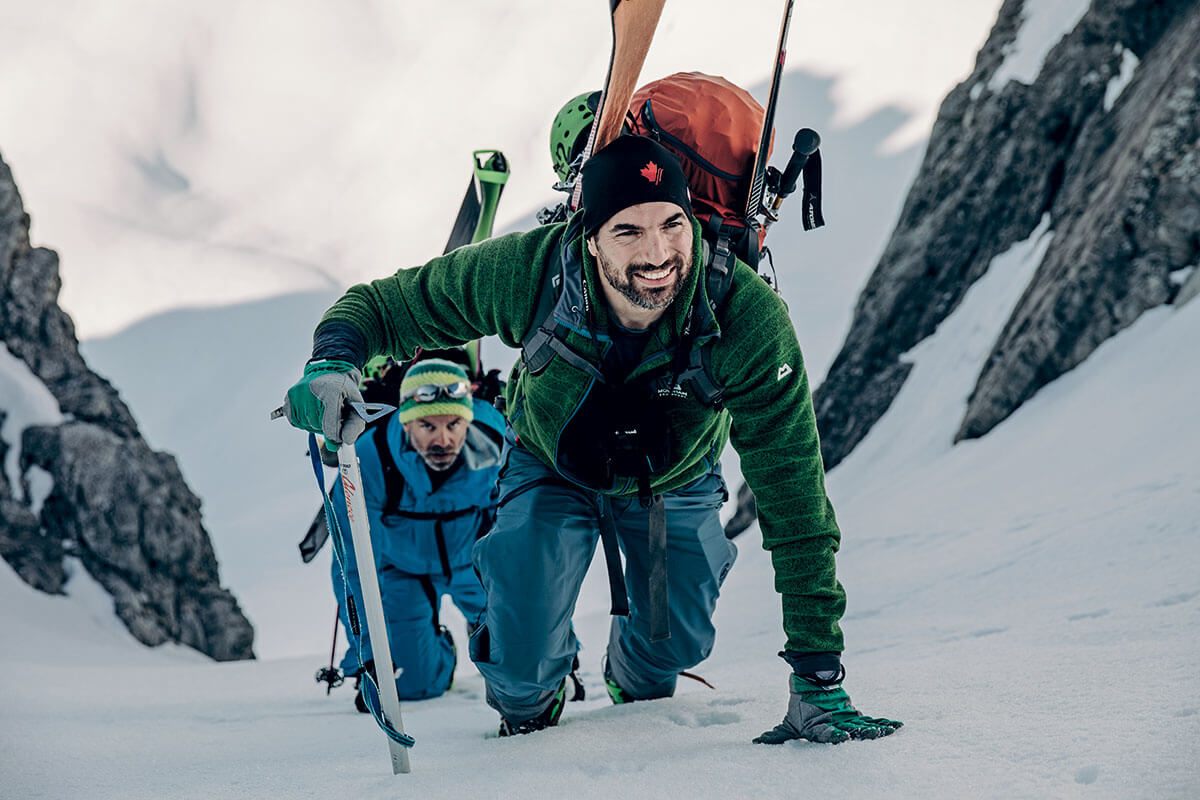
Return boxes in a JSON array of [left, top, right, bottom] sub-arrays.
[[779, 650, 842, 675], [311, 321, 368, 368]]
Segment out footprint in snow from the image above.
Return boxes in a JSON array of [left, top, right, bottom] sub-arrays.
[[666, 709, 741, 728]]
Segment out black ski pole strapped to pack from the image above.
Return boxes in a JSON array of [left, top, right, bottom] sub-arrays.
[[746, 0, 796, 223]]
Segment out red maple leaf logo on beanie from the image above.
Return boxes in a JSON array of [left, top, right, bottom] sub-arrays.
[[640, 161, 664, 185]]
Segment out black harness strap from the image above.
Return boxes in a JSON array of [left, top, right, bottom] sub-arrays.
[[598, 498, 630, 618], [383, 507, 477, 521], [416, 574, 441, 630], [434, 520, 452, 580], [544, 336, 607, 382], [373, 423, 405, 518]]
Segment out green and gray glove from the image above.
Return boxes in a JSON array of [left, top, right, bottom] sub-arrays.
[[282, 360, 365, 449], [754, 674, 902, 745]]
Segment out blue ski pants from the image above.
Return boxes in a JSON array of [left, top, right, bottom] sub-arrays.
[[332, 551, 486, 701], [469, 444, 737, 724]]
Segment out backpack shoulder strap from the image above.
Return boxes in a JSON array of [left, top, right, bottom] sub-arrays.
[[703, 222, 739, 316], [674, 224, 739, 408], [519, 218, 606, 382], [373, 419, 405, 518]]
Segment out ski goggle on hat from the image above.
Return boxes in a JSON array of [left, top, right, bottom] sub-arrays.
[[403, 382, 471, 403], [398, 359, 475, 424]]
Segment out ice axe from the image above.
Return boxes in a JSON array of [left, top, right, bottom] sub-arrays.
[[272, 400, 412, 774]]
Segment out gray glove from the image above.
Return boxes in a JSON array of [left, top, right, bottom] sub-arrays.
[[754, 674, 903, 745], [282, 360, 365, 449]]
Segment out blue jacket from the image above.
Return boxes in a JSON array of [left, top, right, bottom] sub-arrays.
[[330, 399, 504, 576]]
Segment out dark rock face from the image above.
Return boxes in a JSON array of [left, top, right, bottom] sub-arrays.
[[815, 0, 1200, 468], [724, 0, 1200, 536], [0, 152, 254, 661], [0, 409, 64, 592]]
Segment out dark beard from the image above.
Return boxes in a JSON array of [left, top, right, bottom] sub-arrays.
[[596, 248, 689, 311]]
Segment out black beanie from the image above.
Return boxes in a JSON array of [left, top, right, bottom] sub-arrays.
[[581, 135, 692, 237]]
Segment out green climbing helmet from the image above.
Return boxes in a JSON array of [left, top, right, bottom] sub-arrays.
[[550, 90, 601, 183]]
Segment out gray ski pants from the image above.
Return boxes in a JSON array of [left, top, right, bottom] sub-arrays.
[[469, 443, 737, 724]]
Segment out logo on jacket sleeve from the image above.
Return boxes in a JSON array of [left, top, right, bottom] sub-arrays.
[[640, 162, 664, 185], [777, 363, 793, 381]]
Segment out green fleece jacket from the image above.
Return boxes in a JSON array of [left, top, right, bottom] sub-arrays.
[[316, 217, 846, 654]]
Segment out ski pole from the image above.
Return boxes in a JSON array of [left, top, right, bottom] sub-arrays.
[[746, 0, 796, 221], [319, 605, 341, 695], [771, 128, 820, 208], [762, 128, 821, 235]]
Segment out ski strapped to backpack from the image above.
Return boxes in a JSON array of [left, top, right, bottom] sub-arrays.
[[569, 0, 667, 212], [445, 149, 510, 380], [547, 0, 824, 280]]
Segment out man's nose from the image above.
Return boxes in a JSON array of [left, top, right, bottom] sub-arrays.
[[641, 229, 671, 264]]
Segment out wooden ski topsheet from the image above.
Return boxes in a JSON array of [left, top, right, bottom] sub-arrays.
[[571, 0, 666, 210], [592, 0, 666, 153]]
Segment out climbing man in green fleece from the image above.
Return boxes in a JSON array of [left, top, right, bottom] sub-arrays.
[[282, 134, 902, 741]]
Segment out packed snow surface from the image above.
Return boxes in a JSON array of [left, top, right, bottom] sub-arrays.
[[2, 0, 1197, 796]]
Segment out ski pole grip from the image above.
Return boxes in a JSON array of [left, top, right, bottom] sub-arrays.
[[778, 128, 821, 199]]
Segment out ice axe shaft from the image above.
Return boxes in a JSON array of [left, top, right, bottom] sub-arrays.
[[338, 441, 412, 774]]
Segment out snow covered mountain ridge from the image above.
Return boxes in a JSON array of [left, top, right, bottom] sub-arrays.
[[813, 0, 1200, 469], [0, 154, 253, 661]]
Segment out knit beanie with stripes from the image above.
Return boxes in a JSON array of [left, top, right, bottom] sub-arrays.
[[398, 359, 475, 424]]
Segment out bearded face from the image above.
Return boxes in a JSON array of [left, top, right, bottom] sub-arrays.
[[594, 241, 690, 311], [403, 414, 469, 471], [588, 201, 693, 318]]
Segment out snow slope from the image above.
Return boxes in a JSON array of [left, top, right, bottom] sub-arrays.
[[4, 258, 1198, 798]]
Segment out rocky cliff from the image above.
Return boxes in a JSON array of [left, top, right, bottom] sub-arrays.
[[817, 0, 1199, 465], [0, 152, 254, 661], [727, 0, 1200, 536]]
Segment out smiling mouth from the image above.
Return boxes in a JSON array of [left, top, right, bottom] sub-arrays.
[[633, 265, 676, 287]]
